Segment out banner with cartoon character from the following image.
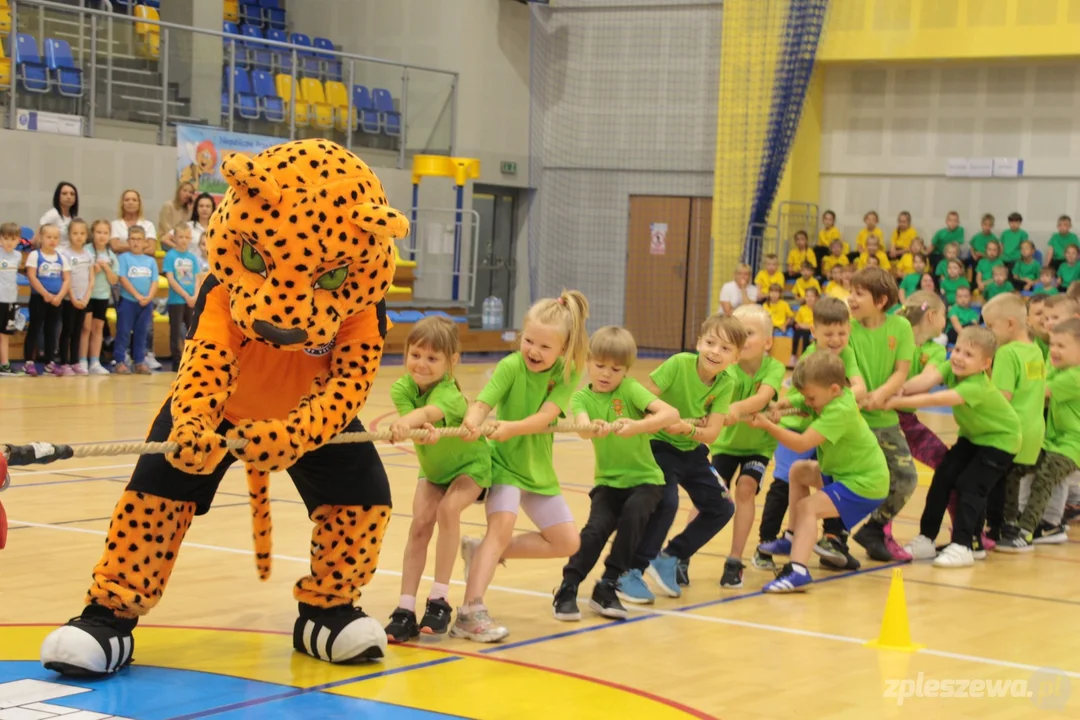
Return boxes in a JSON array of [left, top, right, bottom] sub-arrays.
[[175, 124, 279, 200]]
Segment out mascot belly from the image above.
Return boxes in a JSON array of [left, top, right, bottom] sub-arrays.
[[40, 139, 409, 677]]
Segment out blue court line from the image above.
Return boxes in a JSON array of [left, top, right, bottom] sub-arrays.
[[861, 572, 1080, 607]]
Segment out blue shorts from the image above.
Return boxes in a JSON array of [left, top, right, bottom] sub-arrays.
[[821, 482, 885, 532], [772, 442, 832, 485]]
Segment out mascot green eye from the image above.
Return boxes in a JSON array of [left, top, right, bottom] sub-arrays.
[[241, 241, 267, 276], [316, 266, 348, 290]]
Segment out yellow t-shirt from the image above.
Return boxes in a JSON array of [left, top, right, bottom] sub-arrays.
[[755, 269, 786, 295], [794, 304, 814, 328], [891, 227, 918, 254], [822, 254, 850, 275], [765, 300, 794, 329], [825, 282, 851, 302], [894, 252, 915, 276], [787, 247, 817, 270], [854, 250, 892, 271], [793, 276, 822, 299], [818, 226, 847, 252], [855, 227, 884, 253]]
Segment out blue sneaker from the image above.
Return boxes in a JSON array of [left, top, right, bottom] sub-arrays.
[[616, 569, 655, 605], [763, 563, 813, 593], [757, 533, 793, 557], [646, 554, 682, 598]]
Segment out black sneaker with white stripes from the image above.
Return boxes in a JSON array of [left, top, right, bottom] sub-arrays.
[[293, 602, 388, 663], [40, 604, 137, 677]]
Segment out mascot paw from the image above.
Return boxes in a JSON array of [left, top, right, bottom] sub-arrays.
[[167, 422, 229, 474], [228, 419, 301, 473], [40, 607, 136, 677], [293, 604, 387, 664]]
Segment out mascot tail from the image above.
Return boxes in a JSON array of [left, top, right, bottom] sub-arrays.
[[247, 467, 273, 580]]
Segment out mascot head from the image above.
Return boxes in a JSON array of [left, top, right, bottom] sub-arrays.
[[205, 139, 409, 352]]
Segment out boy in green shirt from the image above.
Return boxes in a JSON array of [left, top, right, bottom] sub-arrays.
[[619, 315, 745, 603], [983, 264, 1013, 301], [936, 243, 961, 278], [974, 240, 1005, 293], [750, 351, 888, 592], [947, 286, 980, 345], [554, 327, 678, 621], [969, 213, 997, 270], [1035, 267, 1059, 296], [929, 210, 964, 271], [1057, 244, 1080, 290], [709, 305, 787, 588], [1047, 215, 1079, 272], [1012, 240, 1042, 291], [846, 267, 918, 562], [940, 259, 970, 305], [997, 319, 1080, 551], [1000, 212, 1028, 265], [889, 327, 1020, 567]]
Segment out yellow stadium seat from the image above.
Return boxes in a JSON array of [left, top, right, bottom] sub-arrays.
[[393, 243, 416, 269], [0, 43, 9, 88], [324, 81, 356, 132], [0, 0, 11, 37], [275, 74, 310, 127], [299, 78, 334, 130], [134, 6, 160, 59], [223, 0, 239, 23]]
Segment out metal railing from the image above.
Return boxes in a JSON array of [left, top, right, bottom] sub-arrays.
[[4, 0, 458, 167]]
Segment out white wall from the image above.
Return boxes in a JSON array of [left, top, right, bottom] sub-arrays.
[[820, 62, 1080, 254]]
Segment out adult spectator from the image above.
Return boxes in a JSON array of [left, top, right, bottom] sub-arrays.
[[157, 181, 195, 252], [110, 189, 157, 254], [38, 182, 79, 249], [190, 192, 216, 267], [718, 263, 760, 316]]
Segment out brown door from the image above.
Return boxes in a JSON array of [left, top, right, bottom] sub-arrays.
[[684, 198, 712, 349], [625, 196, 691, 351]]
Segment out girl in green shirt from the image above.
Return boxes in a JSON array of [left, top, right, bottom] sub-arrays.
[[1012, 240, 1042, 292], [454, 290, 589, 643], [384, 317, 493, 643], [895, 292, 949, 472]]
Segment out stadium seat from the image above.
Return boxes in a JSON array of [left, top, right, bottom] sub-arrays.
[[133, 6, 160, 59], [12, 34, 48, 93], [352, 85, 380, 134], [265, 28, 292, 74], [44, 38, 82, 98], [372, 87, 401, 136], [240, 25, 271, 70], [275, 73, 310, 126], [424, 310, 468, 324], [299, 77, 334, 130], [260, 0, 286, 30], [224, 67, 260, 120], [395, 310, 425, 323], [222, 21, 244, 61], [324, 80, 356, 132], [251, 69, 284, 122], [0, 41, 10, 90], [239, 0, 262, 27], [223, 0, 239, 24], [289, 33, 321, 76], [312, 37, 342, 81], [0, 0, 10, 38]]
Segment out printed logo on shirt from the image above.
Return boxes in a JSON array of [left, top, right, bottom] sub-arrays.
[[173, 257, 195, 282], [919, 353, 929, 368], [0, 258, 17, 271], [37, 260, 62, 277], [888, 336, 897, 351], [127, 265, 154, 279], [547, 379, 556, 394], [611, 398, 625, 417], [1026, 359, 1045, 380], [704, 394, 715, 410]]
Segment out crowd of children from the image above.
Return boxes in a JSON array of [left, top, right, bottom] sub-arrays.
[[0, 219, 207, 376]]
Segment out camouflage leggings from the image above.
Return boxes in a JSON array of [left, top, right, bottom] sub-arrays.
[[1017, 450, 1079, 533], [868, 424, 919, 525]]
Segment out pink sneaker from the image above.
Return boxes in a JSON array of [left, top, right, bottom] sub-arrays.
[[980, 531, 997, 552], [883, 522, 913, 562], [44, 362, 59, 375], [23, 362, 38, 376], [72, 363, 88, 375], [59, 364, 75, 376]]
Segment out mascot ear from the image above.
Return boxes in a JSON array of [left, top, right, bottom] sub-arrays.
[[222, 152, 283, 205], [350, 203, 410, 240]]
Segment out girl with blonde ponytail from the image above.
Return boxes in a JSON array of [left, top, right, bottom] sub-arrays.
[[453, 290, 589, 642]]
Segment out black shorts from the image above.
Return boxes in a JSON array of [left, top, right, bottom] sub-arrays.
[[0, 302, 15, 335], [711, 453, 770, 491], [88, 297, 110, 321], [127, 399, 392, 516]]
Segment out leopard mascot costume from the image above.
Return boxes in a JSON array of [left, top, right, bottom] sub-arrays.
[[40, 139, 408, 676]]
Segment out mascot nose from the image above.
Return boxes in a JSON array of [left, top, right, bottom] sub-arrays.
[[252, 320, 309, 346]]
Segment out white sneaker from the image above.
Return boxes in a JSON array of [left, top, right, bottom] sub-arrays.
[[932, 543, 974, 568], [88, 363, 110, 375], [77, 360, 88, 373], [904, 534, 937, 561], [145, 353, 162, 370]]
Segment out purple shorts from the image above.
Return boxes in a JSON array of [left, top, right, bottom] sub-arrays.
[[485, 483, 575, 530]]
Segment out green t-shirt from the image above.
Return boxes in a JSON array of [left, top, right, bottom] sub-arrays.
[[1058, 261, 1080, 288], [476, 353, 580, 494], [932, 226, 965, 253], [1049, 231, 1080, 261], [975, 257, 1005, 282], [390, 375, 492, 487], [781, 343, 862, 432], [1013, 259, 1041, 282], [983, 281, 1013, 301], [971, 232, 997, 255], [991, 341, 1047, 465], [899, 272, 923, 296], [1036, 335, 1050, 360], [940, 276, 970, 305], [1035, 284, 1059, 296], [1045, 365, 1080, 464], [651, 352, 734, 451], [935, 258, 955, 278], [999, 228, 1028, 264], [711, 355, 786, 456], [948, 304, 980, 327], [910, 339, 947, 379], [850, 315, 915, 428], [571, 378, 664, 489], [806, 389, 889, 499], [935, 365, 1021, 455]]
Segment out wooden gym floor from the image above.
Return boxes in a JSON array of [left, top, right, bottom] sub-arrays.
[[1, 359, 1078, 719]]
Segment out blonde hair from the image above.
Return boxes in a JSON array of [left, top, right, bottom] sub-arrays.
[[981, 293, 1027, 323], [588, 326, 637, 368], [700, 314, 748, 350], [524, 289, 590, 383], [38, 223, 60, 241], [1045, 294, 1080, 316], [898, 290, 945, 328], [956, 326, 998, 358], [1050, 317, 1080, 343], [812, 296, 850, 326], [117, 189, 144, 219], [0, 222, 20, 238], [792, 350, 847, 392], [732, 303, 773, 336], [405, 315, 461, 365]]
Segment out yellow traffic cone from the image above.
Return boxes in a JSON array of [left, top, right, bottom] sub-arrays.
[[865, 568, 924, 652]]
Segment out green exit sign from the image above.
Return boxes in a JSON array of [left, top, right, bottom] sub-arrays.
[[500, 161, 517, 175]]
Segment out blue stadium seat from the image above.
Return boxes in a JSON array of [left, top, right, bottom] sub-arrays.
[[222, 21, 243, 59], [143, 0, 161, 7], [265, 28, 292, 74], [44, 38, 82, 97], [260, 0, 286, 30], [372, 88, 400, 136], [12, 33, 49, 93], [239, 0, 262, 27], [224, 67, 260, 119], [352, 85, 380, 134], [312, 37, 342, 81], [289, 32, 320, 76], [240, 25, 271, 70], [386, 310, 402, 324], [424, 310, 468, 324], [251, 68, 284, 122], [396, 310, 425, 323]]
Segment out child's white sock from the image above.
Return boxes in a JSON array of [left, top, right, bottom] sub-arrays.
[[398, 594, 416, 613], [429, 583, 449, 601], [791, 563, 808, 575]]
